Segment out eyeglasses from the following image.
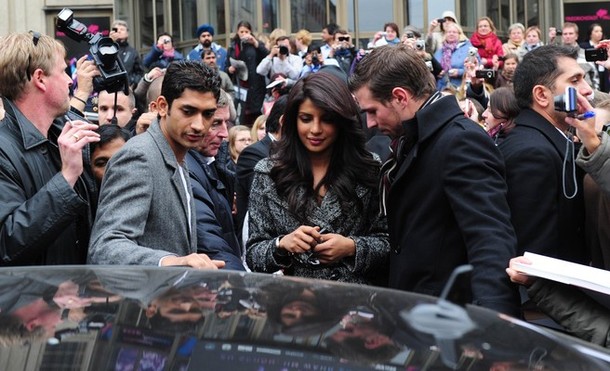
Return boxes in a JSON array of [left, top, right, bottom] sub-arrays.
[[26, 31, 41, 81], [337, 36, 350, 42]]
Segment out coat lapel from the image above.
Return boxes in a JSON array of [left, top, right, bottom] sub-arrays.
[[148, 121, 194, 247]]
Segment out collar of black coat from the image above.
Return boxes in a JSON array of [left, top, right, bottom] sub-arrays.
[[400, 93, 465, 144], [512, 108, 576, 154], [2, 98, 52, 150]]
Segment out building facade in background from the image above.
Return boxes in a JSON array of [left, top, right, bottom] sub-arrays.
[[1, 0, 609, 64]]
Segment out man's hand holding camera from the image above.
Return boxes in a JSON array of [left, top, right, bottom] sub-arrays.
[[565, 92, 601, 155], [70, 55, 100, 111]]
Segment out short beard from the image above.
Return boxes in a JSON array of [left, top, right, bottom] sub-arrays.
[[202, 40, 212, 48]]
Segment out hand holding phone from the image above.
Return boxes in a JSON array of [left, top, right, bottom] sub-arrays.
[[585, 48, 608, 62]]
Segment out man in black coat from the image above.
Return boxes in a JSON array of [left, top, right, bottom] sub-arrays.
[[498, 45, 592, 264], [186, 90, 245, 271], [349, 45, 519, 317], [109, 20, 144, 89], [0, 32, 99, 265], [235, 95, 287, 235]]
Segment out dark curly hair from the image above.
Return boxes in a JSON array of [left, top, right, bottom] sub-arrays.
[[270, 73, 380, 221]]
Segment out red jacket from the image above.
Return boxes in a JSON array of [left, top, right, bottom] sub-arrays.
[[470, 32, 504, 68]]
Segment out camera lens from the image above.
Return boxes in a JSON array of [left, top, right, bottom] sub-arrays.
[[279, 45, 289, 55]]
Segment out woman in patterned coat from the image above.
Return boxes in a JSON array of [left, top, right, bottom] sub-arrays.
[[246, 73, 389, 286]]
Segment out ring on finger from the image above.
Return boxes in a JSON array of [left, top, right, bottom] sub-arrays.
[[72, 134, 80, 141]]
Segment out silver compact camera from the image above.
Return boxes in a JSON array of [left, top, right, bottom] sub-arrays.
[[415, 40, 426, 51]]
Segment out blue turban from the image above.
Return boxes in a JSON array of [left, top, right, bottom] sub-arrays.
[[195, 24, 215, 38]]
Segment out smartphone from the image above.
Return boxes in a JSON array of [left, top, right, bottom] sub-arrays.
[[585, 48, 608, 62]]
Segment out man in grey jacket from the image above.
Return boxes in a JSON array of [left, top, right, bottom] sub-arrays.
[[88, 60, 225, 269]]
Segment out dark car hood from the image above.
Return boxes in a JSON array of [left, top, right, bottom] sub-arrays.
[[0, 265, 608, 370]]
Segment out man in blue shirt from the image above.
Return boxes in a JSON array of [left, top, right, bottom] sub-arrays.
[[187, 23, 228, 71]]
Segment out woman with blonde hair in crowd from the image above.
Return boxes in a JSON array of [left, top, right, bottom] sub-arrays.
[[517, 26, 543, 60], [470, 16, 504, 69], [251, 115, 267, 143], [229, 125, 253, 165], [295, 29, 312, 58], [434, 22, 477, 91]]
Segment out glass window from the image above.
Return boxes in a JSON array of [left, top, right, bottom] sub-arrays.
[[179, 0, 198, 41], [354, 0, 393, 32], [458, 0, 477, 31], [408, 0, 425, 30], [137, 0, 165, 49], [208, 0, 227, 35], [486, 0, 510, 32], [262, 0, 279, 34], [517, 0, 540, 28], [429, 1, 454, 25], [230, 0, 258, 33], [290, 0, 337, 33]]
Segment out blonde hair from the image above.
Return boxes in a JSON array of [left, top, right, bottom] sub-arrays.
[[0, 32, 65, 100], [251, 114, 267, 142], [229, 125, 251, 161], [295, 29, 312, 47], [268, 28, 288, 49]]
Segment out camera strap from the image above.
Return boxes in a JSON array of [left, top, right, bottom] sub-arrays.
[[110, 91, 118, 126], [561, 129, 578, 199]]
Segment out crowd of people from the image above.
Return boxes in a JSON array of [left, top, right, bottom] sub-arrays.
[[3, 11, 610, 350]]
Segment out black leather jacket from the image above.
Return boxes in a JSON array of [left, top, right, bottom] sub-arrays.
[[0, 99, 96, 265]]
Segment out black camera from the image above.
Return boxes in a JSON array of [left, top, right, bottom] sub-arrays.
[[437, 18, 446, 24], [555, 28, 563, 35], [56, 8, 129, 95], [554, 86, 577, 114], [278, 45, 289, 56], [585, 48, 608, 62], [406, 32, 414, 39], [311, 51, 320, 66], [498, 55, 506, 62], [475, 69, 496, 79], [415, 40, 426, 51]]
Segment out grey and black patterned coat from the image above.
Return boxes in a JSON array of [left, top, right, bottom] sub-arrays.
[[246, 158, 390, 286]]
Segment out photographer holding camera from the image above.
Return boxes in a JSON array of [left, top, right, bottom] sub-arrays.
[[0, 32, 100, 265], [256, 36, 302, 81], [328, 29, 357, 76], [143, 33, 184, 70], [109, 20, 143, 88], [401, 26, 442, 80], [426, 10, 466, 55]]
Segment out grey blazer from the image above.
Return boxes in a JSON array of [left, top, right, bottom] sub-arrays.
[[88, 120, 197, 265]]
